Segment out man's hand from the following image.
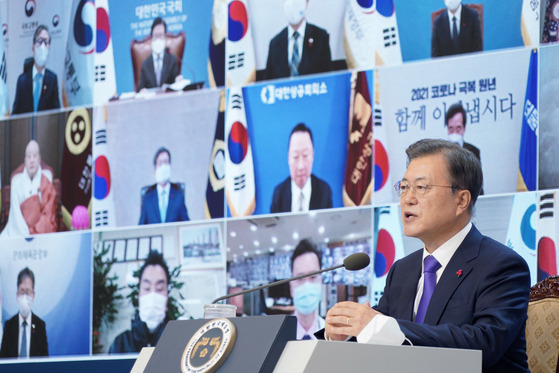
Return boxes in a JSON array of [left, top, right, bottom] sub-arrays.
[[324, 301, 381, 341]]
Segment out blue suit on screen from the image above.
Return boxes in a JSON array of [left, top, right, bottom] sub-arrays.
[[138, 183, 189, 225], [12, 68, 60, 114]]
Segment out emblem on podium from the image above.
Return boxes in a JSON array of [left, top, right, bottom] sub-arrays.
[[181, 318, 237, 373]]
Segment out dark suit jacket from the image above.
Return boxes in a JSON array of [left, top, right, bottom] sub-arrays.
[[0, 313, 49, 357], [431, 5, 482, 58], [270, 175, 332, 213], [263, 23, 332, 80], [138, 183, 189, 224], [12, 68, 60, 114], [374, 225, 530, 372], [137, 50, 179, 91]]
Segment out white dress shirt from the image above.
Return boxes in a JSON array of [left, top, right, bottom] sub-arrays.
[[18, 313, 31, 357], [287, 20, 307, 63], [447, 5, 462, 38], [291, 178, 312, 212]]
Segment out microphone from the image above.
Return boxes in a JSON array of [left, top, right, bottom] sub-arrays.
[[211, 252, 370, 304]]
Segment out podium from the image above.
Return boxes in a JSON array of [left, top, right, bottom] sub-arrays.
[[273, 340, 482, 373], [142, 315, 296, 372]]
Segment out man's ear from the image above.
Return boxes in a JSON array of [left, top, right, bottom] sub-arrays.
[[456, 189, 471, 215]]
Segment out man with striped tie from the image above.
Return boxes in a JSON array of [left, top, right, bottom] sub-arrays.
[[263, 0, 332, 80], [0, 267, 48, 358]]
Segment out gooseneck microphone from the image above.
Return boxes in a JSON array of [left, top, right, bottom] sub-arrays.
[[211, 252, 370, 304]]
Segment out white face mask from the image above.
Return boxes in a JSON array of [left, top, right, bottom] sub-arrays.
[[17, 295, 33, 318], [155, 163, 171, 185], [152, 38, 165, 55], [448, 133, 464, 147], [444, 0, 461, 12], [365, 316, 406, 345], [139, 292, 167, 333], [34, 45, 49, 67], [284, 0, 307, 26]]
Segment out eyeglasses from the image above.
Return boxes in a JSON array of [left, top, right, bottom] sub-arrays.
[[394, 180, 456, 197], [17, 289, 35, 296], [34, 37, 50, 47]]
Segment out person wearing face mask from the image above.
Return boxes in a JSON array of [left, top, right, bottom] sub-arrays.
[[138, 147, 189, 225], [431, 0, 482, 58], [263, 0, 332, 80], [136, 17, 181, 92], [289, 239, 325, 340], [270, 123, 332, 213], [109, 252, 172, 353], [445, 102, 483, 194], [12, 25, 60, 114], [0, 267, 49, 358]]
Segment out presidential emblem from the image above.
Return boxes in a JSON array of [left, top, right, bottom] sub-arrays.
[[181, 318, 237, 373]]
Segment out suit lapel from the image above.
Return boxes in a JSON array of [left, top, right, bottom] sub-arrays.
[[399, 252, 423, 320], [279, 28, 289, 76], [424, 225, 481, 324]]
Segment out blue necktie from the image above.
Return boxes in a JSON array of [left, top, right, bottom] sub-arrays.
[[452, 16, 459, 50], [415, 255, 441, 324], [33, 73, 42, 112], [20, 320, 27, 358], [159, 189, 167, 223], [302, 334, 311, 340], [290, 31, 300, 77]]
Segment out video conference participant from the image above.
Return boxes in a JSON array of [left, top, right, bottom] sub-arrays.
[[0, 140, 57, 239], [109, 252, 172, 353], [12, 25, 60, 114], [263, 0, 332, 80], [445, 102, 480, 161], [137, 17, 181, 91], [270, 123, 332, 213], [445, 102, 483, 195], [431, 0, 482, 58], [0, 267, 49, 358], [321, 139, 530, 372], [290, 239, 325, 340], [138, 147, 189, 225]]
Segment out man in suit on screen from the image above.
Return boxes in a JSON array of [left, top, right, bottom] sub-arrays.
[[320, 139, 530, 372], [136, 17, 181, 91], [12, 25, 60, 114], [431, 0, 482, 58], [139, 147, 189, 225], [0, 267, 48, 358], [263, 0, 332, 80], [270, 123, 332, 213]]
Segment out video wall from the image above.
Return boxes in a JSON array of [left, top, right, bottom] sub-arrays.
[[0, 0, 557, 363]]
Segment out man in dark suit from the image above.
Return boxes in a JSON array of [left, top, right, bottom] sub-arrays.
[[271, 123, 332, 213], [0, 267, 48, 358], [139, 147, 189, 225], [263, 0, 332, 80], [137, 17, 180, 91], [431, 1, 482, 58], [12, 25, 60, 115], [322, 139, 530, 372]]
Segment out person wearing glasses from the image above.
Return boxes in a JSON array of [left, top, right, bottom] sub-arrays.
[[289, 238, 324, 340], [320, 139, 530, 372], [0, 267, 49, 358], [12, 25, 60, 114]]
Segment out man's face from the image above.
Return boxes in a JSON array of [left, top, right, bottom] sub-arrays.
[[17, 276, 35, 302], [288, 131, 314, 189], [152, 24, 166, 42], [400, 153, 463, 251], [155, 151, 170, 169], [25, 141, 41, 180], [447, 112, 465, 136], [32, 29, 50, 51], [290, 252, 321, 295], [139, 264, 169, 298]]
